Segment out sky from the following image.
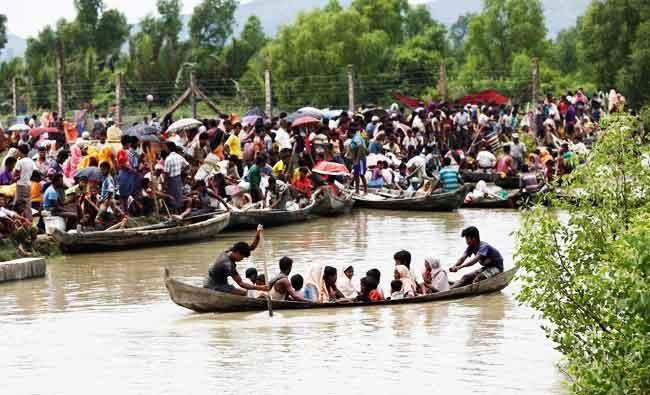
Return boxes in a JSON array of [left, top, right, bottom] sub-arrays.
[[3, 0, 238, 38]]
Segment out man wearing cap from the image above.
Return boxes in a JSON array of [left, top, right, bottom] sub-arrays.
[[203, 225, 269, 295]]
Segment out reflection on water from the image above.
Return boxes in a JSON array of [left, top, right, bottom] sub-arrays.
[[0, 209, 566, 394]]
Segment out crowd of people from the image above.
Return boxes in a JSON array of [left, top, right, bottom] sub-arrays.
[[0, 87, 618, 253], [204, 225, 504, 303]]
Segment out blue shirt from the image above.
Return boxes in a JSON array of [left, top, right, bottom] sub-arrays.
[[101, 175, 115, 200], [438, 166, 460, 192], [43, 185, 60, 211], [466, 241, 504, 271]]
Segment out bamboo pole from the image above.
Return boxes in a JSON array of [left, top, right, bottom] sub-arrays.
[[347, 64, 355, 113]]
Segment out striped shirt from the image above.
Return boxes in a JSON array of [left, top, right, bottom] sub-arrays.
[[438, 166, 461, 192], [164, 152, 188, 178]]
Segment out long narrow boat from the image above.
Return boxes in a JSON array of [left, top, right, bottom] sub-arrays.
[[462, 190, 522, 209], [462, 171, 521, 190], [311, 188, 355, 216], [227, 200, 316, 230], [164, 266, 518, 313], [350, 185, 469, 211], [52, 212, 230, 252]]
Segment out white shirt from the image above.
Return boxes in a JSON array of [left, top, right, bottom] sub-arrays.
[[477, 150, 497, 169], [15, 157, 35, 186], [275, 128, 291, 150]]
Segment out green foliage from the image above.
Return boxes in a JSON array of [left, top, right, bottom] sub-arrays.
[[516, 114, 650, 394], [189, 0, 237, 51], [0, 14, 7, 53]]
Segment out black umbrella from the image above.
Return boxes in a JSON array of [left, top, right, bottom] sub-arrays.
[[245, 107, 267, 119], [73, 166, 103, 182], [124, 124, 161, 139]]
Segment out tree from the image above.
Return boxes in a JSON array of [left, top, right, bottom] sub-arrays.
[[403, 5, 434, 40], [551, 25, 581, 75], [222, 15, 267, 79], [95, 9, 130, 58], [157, 0, 183, 47], [189, 0, 237, 51], [351, 0, 409, 44], [516, 114, 650, 394], [449, 13, 471, 52], [0, 14, 7, 53]]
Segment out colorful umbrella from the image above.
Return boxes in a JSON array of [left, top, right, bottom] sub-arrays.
[[167, 118, 202, 133], [297, 107, 324, 119], [29, 127, 61, 138], [312, 161, 350, 176], [8, 123, 30, 132], [291, 116, 321, 128], [73, 166, 103, 182]]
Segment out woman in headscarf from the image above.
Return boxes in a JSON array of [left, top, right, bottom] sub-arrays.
[[63, 143, 82, 179], [303, 265, 325, 302], [98, 146, 115, 171], [394, 264, 417, 297], [421, 257, 450, 294], [78, 146, 99, 169], [304, 265, 346, 303], [336, 265, 358, 299]]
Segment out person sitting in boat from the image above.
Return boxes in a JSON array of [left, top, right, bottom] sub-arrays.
[[421, 257, 450, 294], [336, 265, 358, 299], [355, 276, 375, 303], [394, 265, 417, 298], [476, 142, 497, 172], [389, 279, 404, 300], [366, 269, 384, 301], [268, 257, 311, 302], [432, 157, 463, 193], [290, 274, 305, 299], [291, 167, 313, 199], [265, 176, 290, 210], [393, 249, 421, 289], [495, 145, 517, 177], [243, 267, 265, 298], [449, 226, 504, 289], [203, 225, 268, 296]]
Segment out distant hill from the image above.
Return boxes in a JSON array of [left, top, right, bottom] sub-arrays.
[[2, 0, 591, 61]]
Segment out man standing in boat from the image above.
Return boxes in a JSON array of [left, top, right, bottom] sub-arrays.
[[449, 226, 503, 288], [203, 225, 268, 295]]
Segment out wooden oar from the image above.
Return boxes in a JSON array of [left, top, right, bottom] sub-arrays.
[[259, 230, 273, 317]]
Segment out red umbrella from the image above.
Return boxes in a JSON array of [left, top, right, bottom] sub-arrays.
[[291, 116, 320, 128], [313, 161, 350, 176], [29, 127, 62, 138], [457, 89, 510, 105]]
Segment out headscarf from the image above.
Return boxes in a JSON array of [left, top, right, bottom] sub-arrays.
[[395, 265, 417, 297], [98, 146, 115, 170], [78, 146, 99, 169], [2, 147, 18, 168], [63, 144, 82, 178], [336, 265, 358, 299], [425, 256, 449, 293]]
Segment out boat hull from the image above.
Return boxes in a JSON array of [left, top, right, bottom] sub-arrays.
[[164, 267, 518, 313], [311, 189, 355, 216], [227, 203, 315, 230], [352, 186, 468, 211], [52, 212, 231, 253]]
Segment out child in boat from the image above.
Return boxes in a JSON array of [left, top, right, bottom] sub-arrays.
[[243, 267, 260, 298], [290, 274, 305, 299], [355, 276, 374, 303], [366, 269, 384, 301], [390, 280, 404, 300]]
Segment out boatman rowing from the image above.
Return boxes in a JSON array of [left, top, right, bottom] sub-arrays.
[[203, 225, 269, 295], [449, 226, 504, 288]]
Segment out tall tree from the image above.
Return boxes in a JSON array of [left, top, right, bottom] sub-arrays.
[[0, 14, 7, 53], [403, 4, 435, 40], [157, 0, 183, 47], [351, 0, 409, 44], [223, 15, 267, 79], [189, 0, 237, 51]]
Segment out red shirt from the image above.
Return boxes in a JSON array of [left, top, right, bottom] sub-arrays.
[[292, 176, 313, 197]]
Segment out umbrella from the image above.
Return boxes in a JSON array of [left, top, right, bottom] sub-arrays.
[[124, 124, 160, 137], [167, 118, 202, 133], [244, 107, 267, 118], [73, 166, 103, 182], [362, 108, 388, 122], [297, 107, 324, 119], [367, 153, 390, 167], [242, 115, 261, 126], [321, 109, 344, 120], [291, 116, 321, 129], [29, 127, 61, 138], [396, 123, 411, 134], [8, 123, 30, 132], [312, 161, 350, 176]]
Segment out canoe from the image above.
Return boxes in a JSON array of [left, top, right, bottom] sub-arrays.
[[227, 200, 316, 230], [462, 190, 521, 209], [311, 188, 355, 216], [164, 266, 518, 313], [351, 185, 470, 211], [52, 212, 231, 252]]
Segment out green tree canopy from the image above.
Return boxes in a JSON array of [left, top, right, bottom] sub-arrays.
[[0, 14, 7, 53], [189, 0, 237, 51]]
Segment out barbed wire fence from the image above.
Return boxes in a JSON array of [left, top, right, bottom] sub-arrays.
[[3, 58, 539, 128]]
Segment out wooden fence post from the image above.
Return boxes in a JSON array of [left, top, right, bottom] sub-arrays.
[[438, 63, 448, 102], [190, 70, 197, 119], [532, 57, 540, 104], [12, 77, 17, 117], [56, 40, 65, 118], [347, 64, 355, 113], [115, 73, 123, 126], [264, 69, 272, 118]]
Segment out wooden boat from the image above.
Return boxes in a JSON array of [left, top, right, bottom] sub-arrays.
[[311, 188, 355, 216], [164, 266, 518, 313], [227, 199, 316, 230], [462, 190, 522, 209], [52, 212, 230, 252], [350, 185, 470, 211]]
